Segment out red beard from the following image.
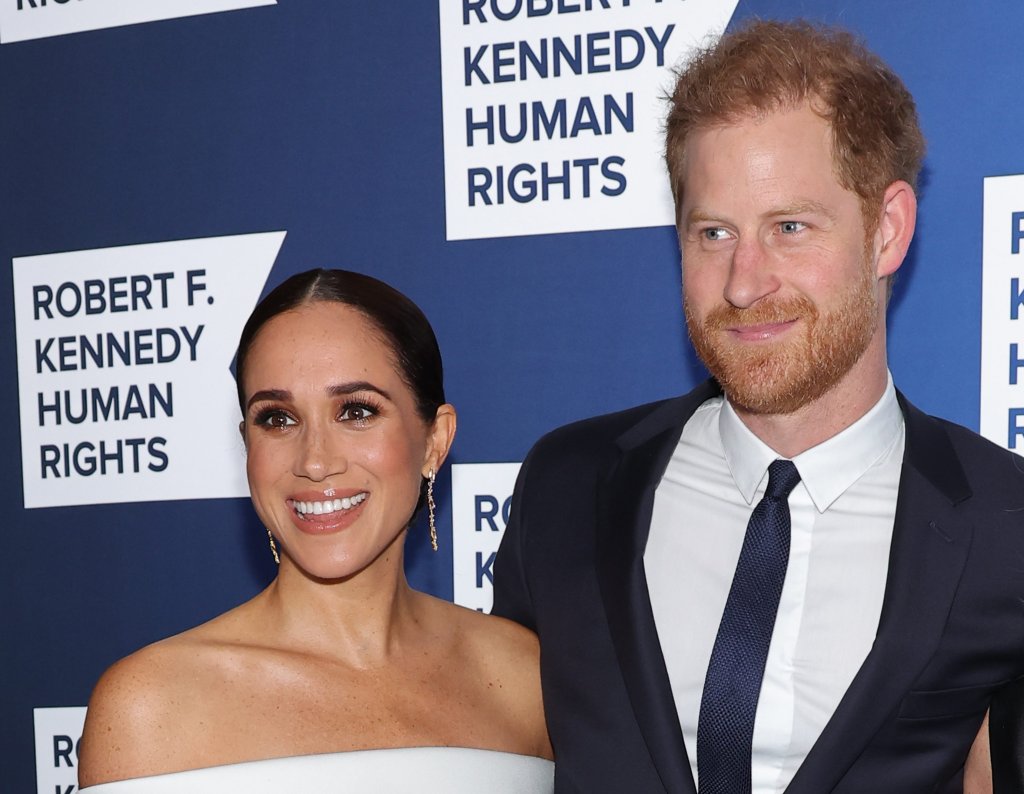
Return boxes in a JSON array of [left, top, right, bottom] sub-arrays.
[[685, 269, 879, 415]]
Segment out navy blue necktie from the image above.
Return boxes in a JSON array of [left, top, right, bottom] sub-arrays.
[[696, 459, 802, 794]]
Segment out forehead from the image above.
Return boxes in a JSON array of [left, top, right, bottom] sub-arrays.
[[680, 103, 851, 210], [243, 302, 400, 388], [687, 103, 832, 164]]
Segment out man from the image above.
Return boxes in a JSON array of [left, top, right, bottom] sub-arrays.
[[493, 19, 1024, 793]]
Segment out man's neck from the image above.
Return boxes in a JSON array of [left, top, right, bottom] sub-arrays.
[[730, 357, 891, 459]]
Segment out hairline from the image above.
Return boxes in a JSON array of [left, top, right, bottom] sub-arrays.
[[239, 297, 436, 426]]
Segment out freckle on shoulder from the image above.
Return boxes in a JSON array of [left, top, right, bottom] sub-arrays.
[[88, 637, 207, 721], [447, 601, 540, 658], [79, 639, 201, 785]]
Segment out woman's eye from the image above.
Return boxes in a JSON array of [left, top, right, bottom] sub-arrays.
[[779, 220, 807, 234], [340, 403, 377, 422], [255, 410, 296, 428]]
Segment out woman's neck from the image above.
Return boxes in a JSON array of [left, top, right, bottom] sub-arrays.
[[256, 545, 427, 667]]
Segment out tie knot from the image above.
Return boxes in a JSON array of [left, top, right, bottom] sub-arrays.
[[765, 459, 801, 500]]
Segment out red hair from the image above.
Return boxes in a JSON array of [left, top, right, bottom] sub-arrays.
[[665, 20, 925, 225]]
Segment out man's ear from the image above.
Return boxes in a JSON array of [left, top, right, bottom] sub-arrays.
[[873, 180, 917, 279]]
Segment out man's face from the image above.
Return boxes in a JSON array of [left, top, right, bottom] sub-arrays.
[[679, 102, 885, 416]]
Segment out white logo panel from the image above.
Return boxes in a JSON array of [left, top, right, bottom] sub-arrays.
[[1, 0, 275, 45], [451, 462, 521, 612], [981, 174, 1024, 452], [34, 706, 86, 794], [13, 231, 284, 508], [439, 0, 739, 240]]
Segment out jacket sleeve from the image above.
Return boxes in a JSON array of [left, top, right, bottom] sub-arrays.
[[490, 449, 537, 632]]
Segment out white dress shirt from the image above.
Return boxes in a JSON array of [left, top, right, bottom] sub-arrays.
[[644, 375, 905, 793]]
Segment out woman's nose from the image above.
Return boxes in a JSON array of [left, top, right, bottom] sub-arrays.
[[292, 423, 346, 481]]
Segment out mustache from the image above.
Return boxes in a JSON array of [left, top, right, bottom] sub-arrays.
[[696, 295, 817, 331]]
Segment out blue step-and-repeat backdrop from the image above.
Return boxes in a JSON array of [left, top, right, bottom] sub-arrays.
[[3, 2, 1024, 790]]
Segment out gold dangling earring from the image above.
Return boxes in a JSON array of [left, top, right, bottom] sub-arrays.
[[266, 527, 280, 565], [427, 468, 438, 552]]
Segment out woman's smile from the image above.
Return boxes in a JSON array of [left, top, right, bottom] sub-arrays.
[[288, 492, 369, 535], [241, 301, 440, 579]]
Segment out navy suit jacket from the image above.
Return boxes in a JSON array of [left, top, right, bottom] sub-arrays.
[[492, 381, 1024, 793]]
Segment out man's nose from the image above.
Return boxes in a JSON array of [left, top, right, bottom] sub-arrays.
[[723, 237, 781, 309]]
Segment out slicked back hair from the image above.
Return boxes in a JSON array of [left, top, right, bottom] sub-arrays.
[[235, 268, 445, 424]]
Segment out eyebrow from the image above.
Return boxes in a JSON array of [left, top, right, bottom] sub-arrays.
[[684, 200, 837, 228], [684, 208, 719, 227], [769, 200, 837, 220], [328, 381, 391, 401], [246, 381, 392, 411]]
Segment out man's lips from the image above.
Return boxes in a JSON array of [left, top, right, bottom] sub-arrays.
[[726, 318, 798, 341]]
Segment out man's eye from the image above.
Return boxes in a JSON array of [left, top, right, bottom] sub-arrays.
[[702, 227, 730, 241], [779, 221, 807, 234]]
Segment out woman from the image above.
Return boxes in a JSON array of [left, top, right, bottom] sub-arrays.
[[964, 712, 993, 793], [963, 686, 1024, 793], [78, 269, 553, 791]]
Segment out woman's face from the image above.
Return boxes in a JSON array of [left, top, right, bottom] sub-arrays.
[[241, 301, 453, 580]]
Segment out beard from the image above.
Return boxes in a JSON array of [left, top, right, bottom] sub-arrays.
[[685, 265, 879, 416]]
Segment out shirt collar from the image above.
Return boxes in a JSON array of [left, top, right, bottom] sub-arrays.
[[719, 372, 904, 512]]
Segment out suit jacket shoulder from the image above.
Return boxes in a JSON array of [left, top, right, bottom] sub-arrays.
[[520, 381, 722, 478], [900, 393, 1024, 509], [526, 398, 673, 461], [494, 386, 720, 794]]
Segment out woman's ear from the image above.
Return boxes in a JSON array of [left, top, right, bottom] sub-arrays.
[[423, 404, 457, 476]]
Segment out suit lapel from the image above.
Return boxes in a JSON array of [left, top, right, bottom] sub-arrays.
[[595, 382, 720, 794], [786, 394, 974, 793]]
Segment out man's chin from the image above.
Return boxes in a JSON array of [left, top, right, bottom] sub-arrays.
[[725, 387, 812, 416], [719, 376, 814, 416], [707, 350, 820, 415]]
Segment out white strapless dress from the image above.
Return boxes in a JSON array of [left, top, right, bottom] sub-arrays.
[[80, 747, 554, 792]]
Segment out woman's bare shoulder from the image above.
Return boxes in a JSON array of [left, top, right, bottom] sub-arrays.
[[86, 606, 258, 709], [78, 638, 193, 785], [77, 612, 259, 786], [446, 599, 538, 649], [451, 603, 551, 757]]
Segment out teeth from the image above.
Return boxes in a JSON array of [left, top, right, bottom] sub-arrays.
[[294, 493, 367, 516]]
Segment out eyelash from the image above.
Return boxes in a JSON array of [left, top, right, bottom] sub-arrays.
[[694, 217, 810, 237], [250, 397, 383, 429], [339, 399, 382, 424], [252, 407, 294, 428], [701, 227, 730, 241]]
